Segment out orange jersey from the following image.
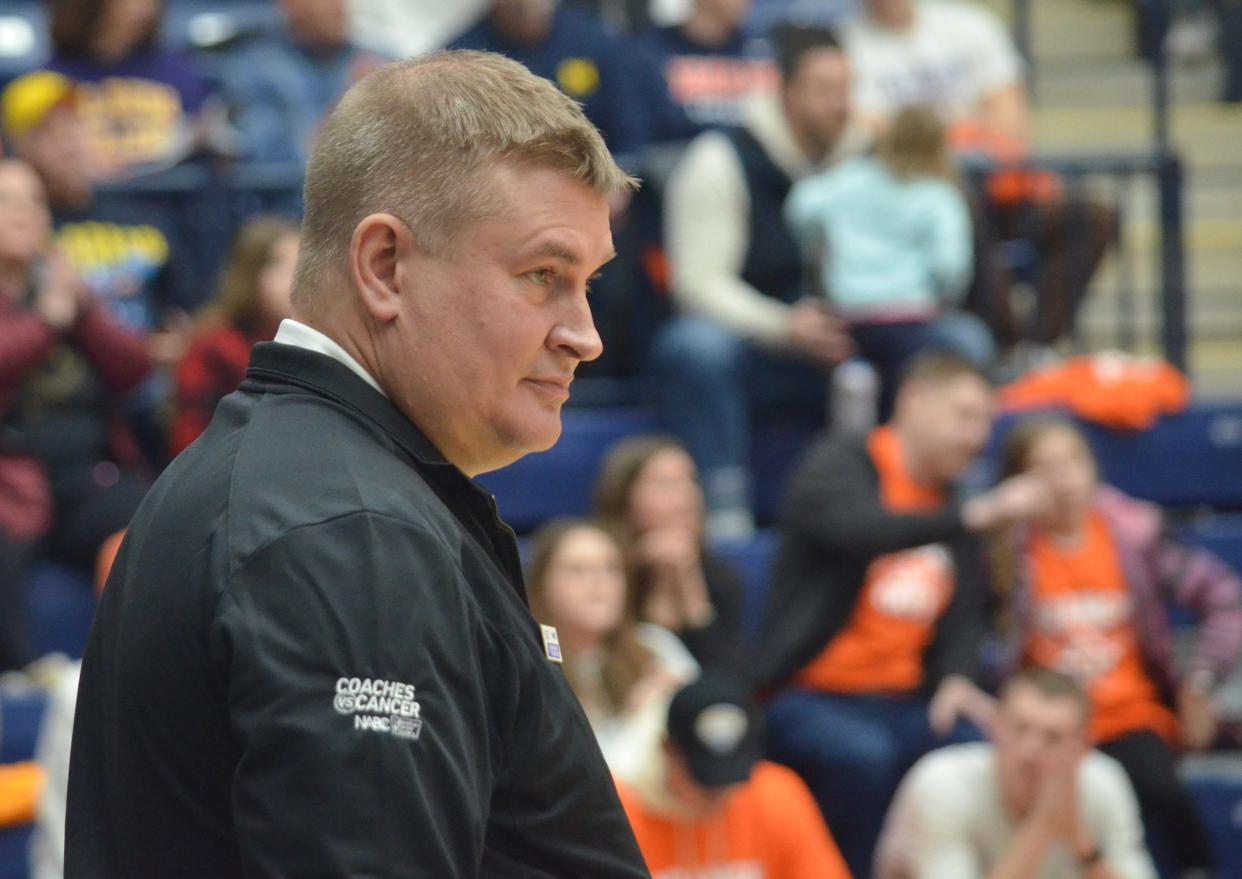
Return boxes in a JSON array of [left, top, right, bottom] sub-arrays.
[[617, 762, 851, 879], [795, 427, 954, 693], [1026, 511, 1178, 744]]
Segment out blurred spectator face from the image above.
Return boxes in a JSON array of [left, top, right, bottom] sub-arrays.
[[0, 161, 52, 271], [865, 0, 915, 28], [782, 48, 851, 157], [280, 0, 348, 49], [697, 0, 752, 31], [900, 373, 994, 483], [257, 233, 299, 327], [488, 0, 555, 45], [13, 104, 95, 209], [627, 447, 703, 538], [992, 680, 1087, 816], [1019, 424, 1098, 527], [93, 0, 163, 62], [660, 739, 741, 818], [540, 525, 628, 644]]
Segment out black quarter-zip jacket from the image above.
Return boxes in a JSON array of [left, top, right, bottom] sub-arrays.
[[65, 342, 651, 878]]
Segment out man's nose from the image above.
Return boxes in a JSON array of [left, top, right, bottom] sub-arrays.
[[550, 297, 604, 363]]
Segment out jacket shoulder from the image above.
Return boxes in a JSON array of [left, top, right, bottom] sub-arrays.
[[223, 390, 451, 566]]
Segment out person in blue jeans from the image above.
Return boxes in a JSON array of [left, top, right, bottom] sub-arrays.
[[752, 352, 1050, 877], [649, 25, 865, 539], [785, 105, 996, 420]]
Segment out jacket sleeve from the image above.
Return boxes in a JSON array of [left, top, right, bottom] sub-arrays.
[[1152, 529, 1242, 686], [665, 132, 794, 346], [922, 537, 987, 688], [780, 436, 969, 558], [0, 308, 57, 390], [214, 512, 510, 878], [71, 302, 153, 395]]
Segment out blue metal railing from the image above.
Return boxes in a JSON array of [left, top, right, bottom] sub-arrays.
[[1010, 0, 1187, 370]]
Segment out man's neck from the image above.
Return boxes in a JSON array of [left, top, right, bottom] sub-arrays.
[[51, 185, 94, 213], [292, 30, 348, 57], [871, 7, 916, 32], [791, 128, 831, 165], [892, 423, 942, 490], [489, 12, 553, 48], [1040, 508, 1091, 548]]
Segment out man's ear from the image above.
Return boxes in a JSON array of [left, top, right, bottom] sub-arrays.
[[349, 213, 414, 324]]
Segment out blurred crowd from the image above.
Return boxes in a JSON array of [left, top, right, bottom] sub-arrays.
[[0, 0, 1240, 877]]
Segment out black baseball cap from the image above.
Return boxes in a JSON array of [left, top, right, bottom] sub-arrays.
[[666, 674, 763, 788]]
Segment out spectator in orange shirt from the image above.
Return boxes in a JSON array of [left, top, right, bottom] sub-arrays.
[[991, 417, 1242, 873], [755, 351, 1051, 877], [616, 673, 851, 879]]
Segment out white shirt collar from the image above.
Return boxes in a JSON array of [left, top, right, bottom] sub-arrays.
[[272, 318, 387, 397]]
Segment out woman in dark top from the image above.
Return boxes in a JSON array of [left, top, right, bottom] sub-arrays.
[[594, 434, 746, 670]]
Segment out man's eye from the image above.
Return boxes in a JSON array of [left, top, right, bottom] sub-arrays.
[[526, 269, 554, 285]]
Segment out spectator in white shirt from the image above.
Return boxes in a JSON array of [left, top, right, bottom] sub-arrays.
[[876, 668, 1157, 879], [843, 0, 1118, 354]]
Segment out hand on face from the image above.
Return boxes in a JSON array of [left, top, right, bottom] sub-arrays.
[[1029, 735, 1086, 841], [964, 473, 1055, 532], [928, 674, 997, 737], [637, 527, 713, 630], [34, 250, 84, 331], [635, 527, 699, 578]]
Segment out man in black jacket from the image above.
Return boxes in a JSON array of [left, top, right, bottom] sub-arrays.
[[65, 52, 650, 878], [755, 351, 1048, 878]]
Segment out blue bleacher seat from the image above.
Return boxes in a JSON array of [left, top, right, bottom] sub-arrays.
[[1178, 514, 1242, 576], [1182, 757, 1242, 877], [24, 564, 96, 661], [479, 407, 659, 533], [712, 529, 778, 642], [0, 826, 31, 879], [0, 690, 47, 764]]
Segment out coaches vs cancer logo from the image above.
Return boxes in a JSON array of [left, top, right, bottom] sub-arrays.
[[334, 677, 423, 740]]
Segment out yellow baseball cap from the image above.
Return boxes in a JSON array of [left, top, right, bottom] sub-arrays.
[[2, 70, 78, 139]]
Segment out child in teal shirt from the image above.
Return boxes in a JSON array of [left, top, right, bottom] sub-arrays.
[[785, 106, 994, 415]]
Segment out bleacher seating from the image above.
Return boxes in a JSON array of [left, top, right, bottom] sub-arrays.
[[0, 828, 31, 879]]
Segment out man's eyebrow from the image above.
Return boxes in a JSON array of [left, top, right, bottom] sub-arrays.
[[529, 242, 582, 264], [526, 243, 618, 269]]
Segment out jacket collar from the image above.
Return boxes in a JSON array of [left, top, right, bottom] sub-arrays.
[[242, 342, 528, 596], [245, 341, 451, 469]]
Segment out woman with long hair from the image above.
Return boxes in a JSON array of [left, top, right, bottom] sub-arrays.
[[992, 416, 1242, 872], [526, 518, 698, 780], [167, 216, 298, 456], [593, 434, 745, 670]]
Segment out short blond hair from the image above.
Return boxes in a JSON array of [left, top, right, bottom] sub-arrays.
[[293, 51, 636, 307]]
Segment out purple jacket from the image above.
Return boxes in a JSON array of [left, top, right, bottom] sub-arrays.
[[996, 486, 1242, 699]]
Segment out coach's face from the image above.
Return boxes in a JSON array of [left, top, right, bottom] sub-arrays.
[[361, 160, 611, 476]]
